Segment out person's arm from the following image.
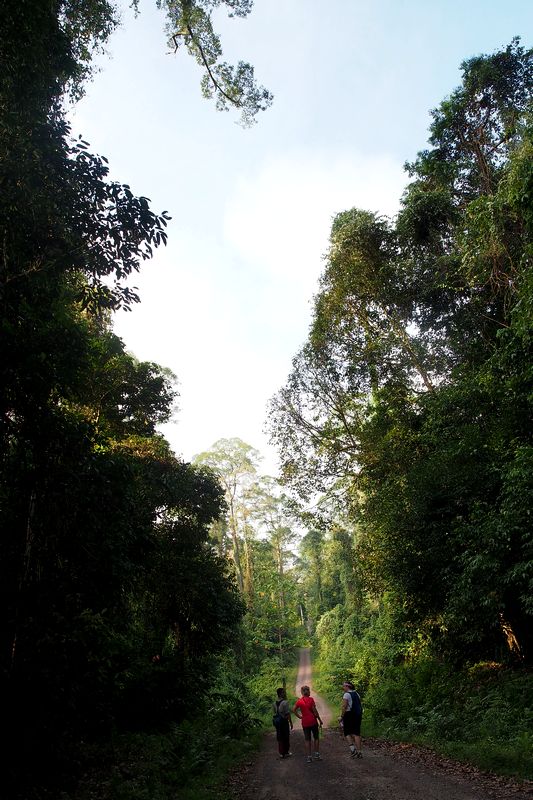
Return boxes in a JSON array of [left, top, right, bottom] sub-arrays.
[[292, 701, 302, 719], [312, 702, 323, 727], [339, 695, 348, 722]]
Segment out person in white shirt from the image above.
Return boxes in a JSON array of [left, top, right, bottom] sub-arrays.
[[340, 681, 363, 758]]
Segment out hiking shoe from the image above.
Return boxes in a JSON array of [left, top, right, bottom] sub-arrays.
[[306, 756, 312, 763], [350, 749, 357, 758], [314, 753, 321, 760], [356, 751, 363, 759]]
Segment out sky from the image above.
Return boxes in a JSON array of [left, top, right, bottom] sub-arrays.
[[69, 0, 533, 475]]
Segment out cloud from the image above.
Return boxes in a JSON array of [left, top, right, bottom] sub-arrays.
[[114, 150, 407, 472], [224, 150, 405, 296]]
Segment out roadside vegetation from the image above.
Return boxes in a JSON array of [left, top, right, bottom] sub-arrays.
[[314, 629, 532, 779], [271, 37, 533, 784]]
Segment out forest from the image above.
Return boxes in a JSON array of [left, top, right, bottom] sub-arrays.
[[0, 1, 531, 798]]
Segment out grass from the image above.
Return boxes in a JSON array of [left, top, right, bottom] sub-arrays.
[[363, 717, 533, 781]]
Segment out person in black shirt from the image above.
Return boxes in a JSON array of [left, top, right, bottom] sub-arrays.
[[274, 687, 293, 758]]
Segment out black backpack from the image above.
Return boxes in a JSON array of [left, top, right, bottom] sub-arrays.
[[349, 690, 362, 714]]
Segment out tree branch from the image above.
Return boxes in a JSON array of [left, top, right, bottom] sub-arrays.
[[185, 23, 242, 108]]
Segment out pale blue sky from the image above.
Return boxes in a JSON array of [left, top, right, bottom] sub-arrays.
[[70, 1, 532, 474]]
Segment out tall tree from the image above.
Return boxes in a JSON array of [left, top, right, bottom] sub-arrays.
[[298, 529, 325, 628], [194, 438, 262, 593], [250, 478, 299, 657], [0, 1, 263, 790], [268, 39, 533, 663]]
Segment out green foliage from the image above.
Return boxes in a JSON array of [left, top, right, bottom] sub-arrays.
[[246, 651, 298, 713], [52, 647, 300, 800], [0, 5, 263, 797], [245, 539, 304, 655], [407, 38, 532, 201], [269, 38, 533, 665], [56, 652, 263, 800], [1, 0, 271, 121], [194, 440, 306, 661], [144, 0, 273, 125], [0, 1, 273, 797], [267, 45, 533, 782], [367, 662, 533, 779], [314, 597, 533, 779]]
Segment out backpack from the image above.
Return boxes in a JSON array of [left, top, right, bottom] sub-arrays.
[[349, 690, 362, 714], [272, 700, 283, 728]]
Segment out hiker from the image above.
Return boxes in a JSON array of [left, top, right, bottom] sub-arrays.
[[274, 687, 293, 758], [340, 680, 363, 758], [293, 685, 323, 763]]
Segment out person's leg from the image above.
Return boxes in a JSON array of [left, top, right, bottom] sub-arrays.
[[343, 713, 357, 756], [304, 727, 312, 760], [354, 715, 363, 756], [279, 720, 289, 756], [313, 725, 321, 758], [283, 727, 291, 756], [285, 726, 292, 756]]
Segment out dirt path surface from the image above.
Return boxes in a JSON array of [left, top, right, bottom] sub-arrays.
[[227, 648, 532, 800]]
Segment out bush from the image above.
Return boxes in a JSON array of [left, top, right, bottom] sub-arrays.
[[313, 598, 533, 779]]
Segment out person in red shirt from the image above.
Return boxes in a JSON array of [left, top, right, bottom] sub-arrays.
[[292, 685, 323, 762]]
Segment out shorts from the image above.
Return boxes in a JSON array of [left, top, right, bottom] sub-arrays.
[[303, 723, 319, 741], [342, 711, 362, 736]]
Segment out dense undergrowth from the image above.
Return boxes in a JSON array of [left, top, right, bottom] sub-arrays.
[[313, 612, 533, 781], [58, 651, 300, 800], [68, 724, 262, 800], [363, 661, 532, 778]]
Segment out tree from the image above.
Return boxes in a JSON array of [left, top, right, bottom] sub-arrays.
[[0, 1, 265, 789], [1, 314, 246, 789], [268, 39, 533, 663], [298, 530, 325, 628], [194, 437, 262, 593], [0, 0, 271, 125], [154, 0, 273, 126], [248, 478, 300, 660]]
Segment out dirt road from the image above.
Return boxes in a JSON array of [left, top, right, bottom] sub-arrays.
[[227, 648, 532, 800]]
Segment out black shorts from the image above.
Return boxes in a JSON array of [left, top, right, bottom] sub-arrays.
[[342, 711, 362, 736], [303, 723, 319, 741]]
